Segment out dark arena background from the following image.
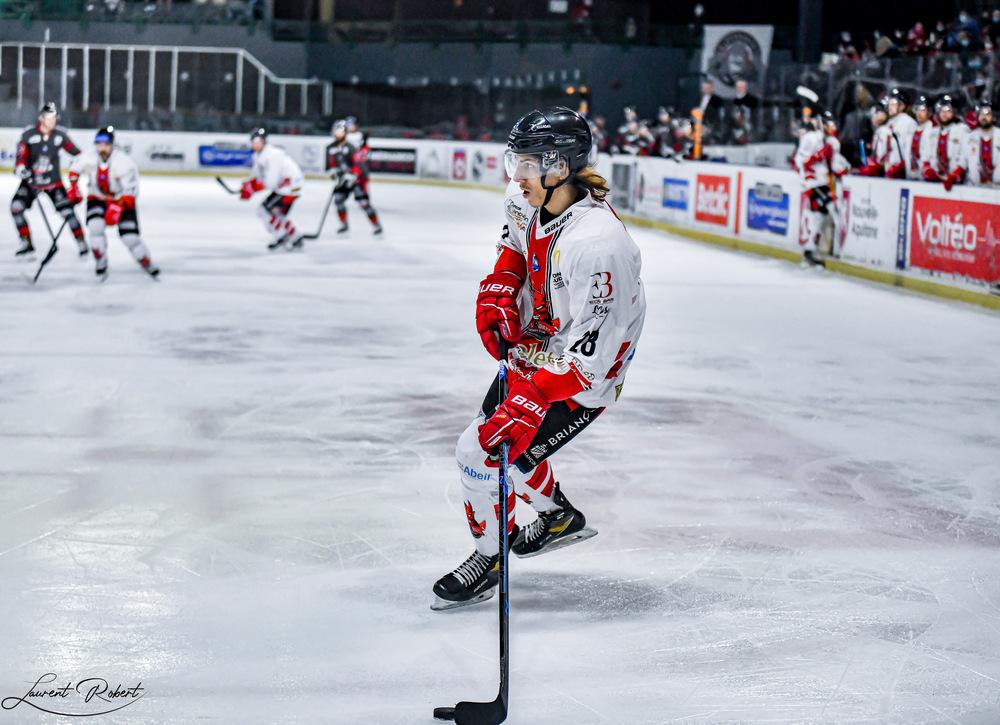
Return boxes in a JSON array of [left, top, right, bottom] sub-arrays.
[[0, 1, 998, 723]]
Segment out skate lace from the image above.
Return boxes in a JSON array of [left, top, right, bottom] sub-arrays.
[[523, 514, 551, 544], [453, 551, 492, 587]]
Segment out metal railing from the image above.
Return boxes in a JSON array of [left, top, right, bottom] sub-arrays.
[[0, 41, 332, 127]]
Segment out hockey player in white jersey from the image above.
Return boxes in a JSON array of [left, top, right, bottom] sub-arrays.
[[432, 107, 646, 610], [908, 96, 935, 180], [240, 128, 305, 250], [922, 95, 969, 191], [882, 88, 917, 179], [794, 113, 849, 265], [859, 99, 891, 176], [963, 98, 1000, 187], [68, 126, 159, 279]]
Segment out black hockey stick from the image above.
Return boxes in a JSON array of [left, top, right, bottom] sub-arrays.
[[434, 339, 511, 725], [301, 190, 335, 240], [32, 204, 70, 284], [215, 176, 241, 195]]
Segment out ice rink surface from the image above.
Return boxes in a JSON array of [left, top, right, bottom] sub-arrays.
[[1, 175, 999, 724]]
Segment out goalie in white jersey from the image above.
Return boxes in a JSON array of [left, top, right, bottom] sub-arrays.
[[240, 128, 305, 250], [433, 107, 647, 610], [68, 126, 159, 279]]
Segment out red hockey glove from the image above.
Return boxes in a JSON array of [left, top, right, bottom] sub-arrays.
[[478, 377, 549, 462], [886, 162, 905, 179], [104, 200, 124, 226], [67, 183, 83, 205], [240, 178, 263, 200], [922, 166, 940, 182], [858, 161, 884, 177], [476, 271, 522, 360], [943, 168, 964, 192]]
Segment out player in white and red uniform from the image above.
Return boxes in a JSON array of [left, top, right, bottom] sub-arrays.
[[881, 88, 918, 179], [908, 96, 935, 180], [859, 99, 890, 176], [432, 107, 646, 610], [963, 98, 1000, 188], [794, 112, 849, 265], [240, 127, 305, 250], [68, 126, 159, 279], [923, 95, 969, 191]]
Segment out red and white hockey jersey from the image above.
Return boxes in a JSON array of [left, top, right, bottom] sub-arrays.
[[963, 126, 1000, 186], [884, 113, 917, 174], [923, 121, 969, 178], [251, 145, 303, 195], [499, 181, 646, 408], [908, 120, 935, 179], [793, 129, 849, 191], [69, 149, 139, 201]]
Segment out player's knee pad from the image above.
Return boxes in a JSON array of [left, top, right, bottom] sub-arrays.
[[120, 232, 144, 253], [10, 199, 26, 215], [87, 216, 106, 239]]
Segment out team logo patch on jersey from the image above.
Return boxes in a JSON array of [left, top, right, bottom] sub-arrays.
[[531, 254, 540, 272], [506, 200, 528, 230], [530, 444, 548, 458], [590, 272, 614, 300], [465, 502, 487, 539]]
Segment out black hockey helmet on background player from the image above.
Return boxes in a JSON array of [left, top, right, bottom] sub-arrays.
[[934, 94, 957, 123], [250, 127, 267, 152], [820, 111, 838, 135], [38, 101, 58, 132], [506, 106, 594, 193], [975, 95, 994, 128], [887, 87, 909, 115]]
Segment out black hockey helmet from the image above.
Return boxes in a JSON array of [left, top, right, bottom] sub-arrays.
[[888, 87, 909, 106], [820, 110, 837, 128], [935, 94, 956, 114], [912, 95, 929, 112], [975, 95, 994, 114], [94, 125, 115, 144], [250, 127, 267, 142], [39, 101, 58, 117], [506, 106, 594, 185]]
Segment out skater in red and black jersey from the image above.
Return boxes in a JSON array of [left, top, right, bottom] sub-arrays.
[[10, 102, 87, 258], [324, 120, 382, 236]]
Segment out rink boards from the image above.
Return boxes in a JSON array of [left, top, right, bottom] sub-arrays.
[[2, 127, 998, 301]]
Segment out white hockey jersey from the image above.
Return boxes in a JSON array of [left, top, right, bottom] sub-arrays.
[[923, 121, 969, 177], [884, 113, 917, 172], [870, 124, 891, 168], [793, 130, 849, 191], [69, 148, 139, 201], [963, 126, 1000, 186], [347, 130, 365, 151], [500, 181, 646, 409], [250, 145, 303, 195], [908, 120, 935, 179]]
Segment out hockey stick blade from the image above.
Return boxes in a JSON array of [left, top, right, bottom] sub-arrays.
[[302, 193, 335, 240], [215, 176, 241, 195], [434, 695, 507, 724]]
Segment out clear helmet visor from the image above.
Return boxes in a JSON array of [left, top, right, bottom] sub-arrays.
[[503, 146, 596, 181]]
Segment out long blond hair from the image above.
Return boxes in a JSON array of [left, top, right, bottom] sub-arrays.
[[575, 167, 610, 202]]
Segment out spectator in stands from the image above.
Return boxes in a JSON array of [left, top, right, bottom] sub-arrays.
[[905, 22, 927, 54], [732, 79, 759, 111], [697, 79, 725, 118], [988, 9, 1000, 45]]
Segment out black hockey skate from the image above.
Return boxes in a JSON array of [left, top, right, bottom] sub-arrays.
[[336, 222, 349, 234], [14, 239, 34, 258], [512, 483, 597, 558], [431, 525, 519, 612], [802, 249, 825, 268], [76, 239, 89, 257], [267, 234, 288, 251], [373, 225, 383, 236], [288, 236, 304, 250], [96, 265, 108, 282]]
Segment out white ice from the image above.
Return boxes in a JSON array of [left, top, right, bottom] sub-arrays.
[[1, 175, 999, 724]]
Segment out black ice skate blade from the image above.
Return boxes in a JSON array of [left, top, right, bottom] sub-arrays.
[[433, 697, 507, 724], [429, 588, 494, 612], [514, 527, 598, 559]]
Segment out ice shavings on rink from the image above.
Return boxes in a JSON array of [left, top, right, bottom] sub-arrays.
[[1, 176, 999, 724]]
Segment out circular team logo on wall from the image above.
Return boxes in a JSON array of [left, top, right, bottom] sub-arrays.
[[706, 30, 764, 90]]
